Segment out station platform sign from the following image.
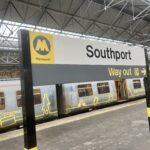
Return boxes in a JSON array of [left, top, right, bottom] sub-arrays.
[[28, 31, 146, 86]]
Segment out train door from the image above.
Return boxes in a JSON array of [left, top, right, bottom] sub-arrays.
[[115, 80, 127, 100]]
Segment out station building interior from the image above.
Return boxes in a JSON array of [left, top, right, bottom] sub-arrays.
[[0, 0, 150, 150]]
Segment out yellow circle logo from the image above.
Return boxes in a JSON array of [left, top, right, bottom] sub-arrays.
[[33, 36, 51, 55]]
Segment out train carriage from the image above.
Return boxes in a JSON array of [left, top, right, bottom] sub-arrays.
[[126, 78, 145, 99], [0, 80, 58, 130], [60, 80, 118, 115], [0, 78, 145, 131], [58, 78, 145, 115]]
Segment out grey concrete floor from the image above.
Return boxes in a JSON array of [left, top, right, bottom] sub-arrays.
[[0, 99, 150, 150]]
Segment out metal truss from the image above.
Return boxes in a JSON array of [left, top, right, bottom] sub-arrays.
[[0, 0, 150, 50], [0, 50, 20, 67]]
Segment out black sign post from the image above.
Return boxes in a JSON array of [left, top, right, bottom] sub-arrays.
[[144, 48, 150, 130], [19, 30, 37, 150]]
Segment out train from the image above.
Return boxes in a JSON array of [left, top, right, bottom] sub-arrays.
[[0, 78, 145, 131]]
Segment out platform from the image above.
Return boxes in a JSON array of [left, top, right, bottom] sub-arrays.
[[0, 99, 149, 150]]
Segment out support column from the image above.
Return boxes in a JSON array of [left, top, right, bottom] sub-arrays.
[[144, 48, 150, 131], [19, 30, 37, 150]]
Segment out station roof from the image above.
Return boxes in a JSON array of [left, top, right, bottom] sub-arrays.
[[0, 0, 150, 50]]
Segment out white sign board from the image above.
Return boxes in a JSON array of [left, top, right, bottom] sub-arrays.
[[28, 31, 146, 85], [53, 36, 145, 66]]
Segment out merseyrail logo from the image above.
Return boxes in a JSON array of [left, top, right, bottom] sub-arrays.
[[29, 31, 55, 64], [33, 36, 51, 55]]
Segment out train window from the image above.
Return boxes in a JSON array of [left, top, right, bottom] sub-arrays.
[[33, 89, 42, 105], [0, 92, 5, 110], [16, 91, 22, 107], [16, 89, 42, 107], [78, 84, 93, 97], [97, 82, 110, 94], [133, 80, 141, 89]]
